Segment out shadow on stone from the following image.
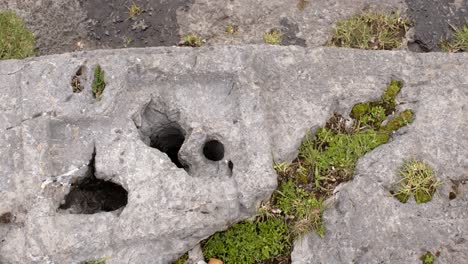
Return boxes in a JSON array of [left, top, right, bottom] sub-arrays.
[[135, 99, 188, 169], [59, 151, 128, 214]]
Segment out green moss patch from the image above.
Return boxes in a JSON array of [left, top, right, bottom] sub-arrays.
[[172, 253, 188, 264], [92, 65, 106, 99], [393, 160, 440, 204], [201, 80, 414, 263], [203, 218, 290, 264], [0, 10, 35, 60], [329, 11, 409, 50], [440, 24, 468, 52], [419, 251, 435, 264], [82, 256, 109, 264]]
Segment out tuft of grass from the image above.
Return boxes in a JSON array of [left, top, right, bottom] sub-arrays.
[[329, 11, 409, 50], [181, 33, 203, 47], [0, 10, 35, 60], [440, 24, 468, 52], [393, 160, 440, 204], [419, 251, 435, 264], [82, 256, 110, 264], [274, 180, 325, 238], [225, 24, 239, 35], [202, 217, 290, 264], [92, 65, 106, 99], [297, 0, 309, 11], [123, 36, 133, 48], [263, 29, 283, 45], [127, 2, 142, 20], [172, 253, 188, 264]]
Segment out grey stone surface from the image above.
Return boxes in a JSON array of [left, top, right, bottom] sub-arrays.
[[290, 55, 468, 262], [177, 0, 407, 47], [0, 46, 467, 264]]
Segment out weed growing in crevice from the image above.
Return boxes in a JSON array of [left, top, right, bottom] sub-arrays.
[[225, 24, 239, 35], [171, 253, 188, 264], [392, 160, 440, 204], [263, 29, 283, 45], [0, 10, 35, 60], [329, 11, 409, 50], [201, 80, 414, 263], [419, 251, 435, 264], [203, 218, 290, 264], [181, 33, 203, 47], [440, 24, 468, 52], [92, 65, 106, 99], [297, 0, 309, 11], [127, 2, 142, 20]]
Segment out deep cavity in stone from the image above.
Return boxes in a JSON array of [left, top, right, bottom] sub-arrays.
[[203, 140, 225, 161], [59, 152, 128, 214], [136, 99, 188, 169], [71, 66, 84, 93], [150, 124, 186, 168]]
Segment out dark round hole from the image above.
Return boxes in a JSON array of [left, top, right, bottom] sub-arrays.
[[449, 192, 457, 200], [203, 140, 225, 161], [150, 126, 186, 168]]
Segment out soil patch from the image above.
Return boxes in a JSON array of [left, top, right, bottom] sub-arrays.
[[80, 0, 193, 48], [406, 0, 468, 52]]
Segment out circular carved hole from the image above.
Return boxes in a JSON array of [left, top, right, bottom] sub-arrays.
[[203, 140, 225, 161]]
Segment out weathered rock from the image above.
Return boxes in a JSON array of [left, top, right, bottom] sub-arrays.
[[290, 53, 468, 262], [0, 46, 467, 264]]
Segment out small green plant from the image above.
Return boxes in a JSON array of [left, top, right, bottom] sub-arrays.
[[225, 24, 239, 35], [0, 10, 35, 60], [83, 256, 110, 264], [419, 251, 435, 264], [393, 160, 440, 204], [297, 0, 309, 11], [329, 11, 409, 50], [127, 2, 142, 20], [181, 33, 203, 47], [263, 29, 282, 45], [202, 80, 413, 263], [172, 253, 188, 264], [203, 217, 290, 264], [123, 36, 133, 48], [440, 24, 468, 52], [274, 180, 325, 237], [92, 65, 106, 99]]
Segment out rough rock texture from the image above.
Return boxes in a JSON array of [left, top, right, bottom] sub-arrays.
[[0, 46, 467, 264], [406, 0, 468, 52], [291, 54, 468, 262], [178, 0, 406, 47]]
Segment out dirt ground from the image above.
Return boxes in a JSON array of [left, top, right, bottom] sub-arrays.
[[406, 0, 468, 51], [81, 0, 192, 48], [0, 0, 466, 55]]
